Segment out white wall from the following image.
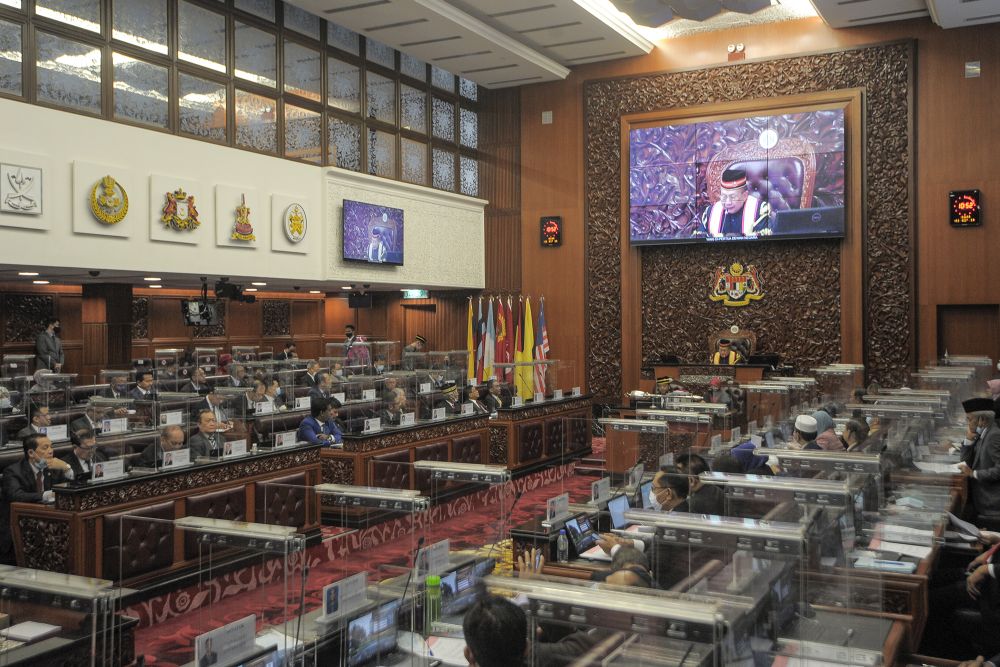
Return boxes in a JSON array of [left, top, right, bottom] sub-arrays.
[[0, 97, 487, 290], [325, 169, 486, 289]]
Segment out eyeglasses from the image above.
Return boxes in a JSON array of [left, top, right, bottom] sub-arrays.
[[718, 191, 747, 202]]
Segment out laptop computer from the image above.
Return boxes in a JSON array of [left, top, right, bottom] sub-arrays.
[[772, 206, 845, 237], [565, 515, 611, 562], [608, 494, 630, 530], [639, 480, 654, 509]]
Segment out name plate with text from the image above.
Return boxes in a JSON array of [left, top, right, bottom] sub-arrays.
[[553, 389, 564, 400], [432, 407, 446, 421], [224, 439, 248, 459], [401, 412, 415, 426], [92, 459, 125, 482], [101, 418, 128, 434], [162, 448, 191, 468], [461, 402, 474, 415], [364, 418, 381, 433], [295, 396, 311, 410]]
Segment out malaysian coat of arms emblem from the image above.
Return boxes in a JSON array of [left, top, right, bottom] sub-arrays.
[[709, 262, 764, 307], [161, 187, 200, 231], [231, 194, 255, 241], [90, 175, 128, 224], [283, 203, 306, 243]]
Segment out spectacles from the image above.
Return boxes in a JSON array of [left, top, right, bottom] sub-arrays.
[[719, 191, 747, 202]]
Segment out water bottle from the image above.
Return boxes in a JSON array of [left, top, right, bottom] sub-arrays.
[[424, 574, 441, 631], [556, 529, 569, 563]]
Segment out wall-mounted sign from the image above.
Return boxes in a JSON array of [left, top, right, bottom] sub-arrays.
[[230, 194, 255, 241], [949, 189, 981, 227], [283, 203, 307, 243], [540, 216, 562, 247], [709, 262, 764, 307], [90, 175, 128, 225], [402, 289, 429, 299], [161, 187, 200, 231]]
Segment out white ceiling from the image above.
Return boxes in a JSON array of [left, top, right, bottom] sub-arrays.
[[808, 0, 1000, 29]]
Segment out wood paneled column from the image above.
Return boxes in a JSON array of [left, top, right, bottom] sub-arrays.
[[81, 284, 132, 380]]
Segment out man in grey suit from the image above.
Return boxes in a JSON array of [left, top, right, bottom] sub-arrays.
[[34, 317, 64, 372], [959, 397, 1000, 520], [188, 410, 225, 458]]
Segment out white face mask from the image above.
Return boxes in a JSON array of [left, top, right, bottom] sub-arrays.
[[0, 398, 9, 409], [647, 489, 662, 511], [976, 425, 986, 435], [35, 457, 48, 470]]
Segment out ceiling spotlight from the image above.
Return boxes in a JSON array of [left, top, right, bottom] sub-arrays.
[[149, 284, 162, 289], [244, 288, 258, 292], [32, 280, 49, 285], [309, 290, 322, 294], [341, 286, 352, 290], [251, 282, 267, 286], [143, 277, 161, 282], [18, 271, 39, 276]]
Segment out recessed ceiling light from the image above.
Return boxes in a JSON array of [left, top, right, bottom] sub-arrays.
[[32, 280, 49, 285], [309, 290, 322, 294], [251, 282, 267, 286], [143, 277, 161, 282], [244, 288, 257, 292], [149, 284, 162, 289], [18, 271, 39, 276], [341, 286, 352, 290]]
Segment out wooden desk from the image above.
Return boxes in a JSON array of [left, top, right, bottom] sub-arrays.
[[489, 395, 592, 471], [10, 444, 322, 586], [652, 363, 767, 385]]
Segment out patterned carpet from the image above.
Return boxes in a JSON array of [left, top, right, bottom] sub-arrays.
[[132, 445, 603, 666]]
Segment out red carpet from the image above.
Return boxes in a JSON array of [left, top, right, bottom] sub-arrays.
[[133, 460, 597, 665]]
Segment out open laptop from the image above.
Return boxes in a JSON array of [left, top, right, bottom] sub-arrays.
[[772, 206, 845, 237], [565, 515, 611, 562], [639, 480, 654, 509], [347, 599, 406, 666]]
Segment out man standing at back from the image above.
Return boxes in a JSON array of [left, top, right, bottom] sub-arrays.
[[34, 317, 63, 372]]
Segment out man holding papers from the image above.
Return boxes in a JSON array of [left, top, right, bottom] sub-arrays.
[[958, 398, 1000, 520]]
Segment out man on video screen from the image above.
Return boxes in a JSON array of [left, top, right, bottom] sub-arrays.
[[700, 167, 771, 237]]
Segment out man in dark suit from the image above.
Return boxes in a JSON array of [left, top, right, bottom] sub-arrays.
[[275, 342, 297, 361], [33, 317, 64, 372], [190, 388, 233, 429], [0, 433, 72, 564], [960, 397, 1000, 520], [182, 367, 208, 393], [137, 424, 186, 468], [130, 370, 155, 400], [483, 379, 505, 413], [189, 410, 224, 458], [435, 383, 462, 415], [297, 398, 343, 445], [102, 371, 130, 399], [15, 403, 51, 441], [675, 451, 725, 515], [302, 360, 321, 388], [70, 402, 111, 435], [308, 372, 333, 401], [61, 428, 107, 477]]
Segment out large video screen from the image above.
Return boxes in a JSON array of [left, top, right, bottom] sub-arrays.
[[343, 199, 404, 265], [629, 108, 846, 245]]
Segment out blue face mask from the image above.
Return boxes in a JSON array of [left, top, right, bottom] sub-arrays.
[[115, 384, 127, 394], [276, 388, 284, 396], [977, 425, 986, 435]]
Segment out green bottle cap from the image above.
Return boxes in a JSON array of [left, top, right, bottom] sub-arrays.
[[426, 575, 440, 586]]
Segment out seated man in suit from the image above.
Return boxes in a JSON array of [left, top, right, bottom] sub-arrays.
[[229, 364, 252, 388], [137, 424, 186, 468], [0, 433, 73, 563], [190, 388, 234, 429], [380, 376, 399, 404], [380, 390, 407, 427], [275, 342, 297, 361], [244, 379, 268, 413], [15, 403, 51, 441], [102, 372, 130, 399], [130, 370, 155, 400], [308, 372, 333, 401], [70, 400, 118, 435], [188, 409, 227, 458], [61, 428, 108, 477], [182, 367, 208, 394], [483, 379, 505, 413], [675, 451, 724, 515], [302, 360, 321, 388], [297, 398, 343, 445], [789, 414, 820, 450], [435, 382, 462, 415]]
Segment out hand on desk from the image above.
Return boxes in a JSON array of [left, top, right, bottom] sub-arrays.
[[967, 564, 990, 599], [517, 548, 544, 579], [980, 531, 1000, 546], [959, 462, 974, 478], [597, 534, 630, 554]]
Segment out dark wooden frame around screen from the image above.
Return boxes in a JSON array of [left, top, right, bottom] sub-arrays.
[[616, 90, 865, 392]]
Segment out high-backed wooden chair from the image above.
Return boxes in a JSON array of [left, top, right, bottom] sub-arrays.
[[706, 137, 817, 212]]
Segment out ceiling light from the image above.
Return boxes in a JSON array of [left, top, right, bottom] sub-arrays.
[[149, 284, 162, 289], [252, 282, 267, 286], [342, 286, 352, 290], [143, 277, 161, 282], [244, 288, 257, 292], [18, 271, 38, 276], [32, 280, 49, 285], [309, 290, 322, 294]]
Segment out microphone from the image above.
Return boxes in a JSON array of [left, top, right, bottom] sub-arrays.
[[486, 488, 525, 566], [399, 535, 426, 608]]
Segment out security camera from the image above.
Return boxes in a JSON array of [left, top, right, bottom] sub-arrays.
[[293, 286, 301, 291], [88, 270, 100, 277], [363, 284, 370, 289]]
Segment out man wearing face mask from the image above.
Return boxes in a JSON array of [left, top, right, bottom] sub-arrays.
[[34, 317, 64, 372], [102, 372, 130, 399], [15, 403, 50, 441], [596, 468, 690, 557], [958, 397, 1000, 520]]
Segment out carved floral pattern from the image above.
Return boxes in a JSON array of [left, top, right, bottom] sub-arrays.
[[342, 418, 489, 453], [489, 427, 508, 464], [584, 43, 913, 397], [132, 296, 149, 340], [262, 300, 290, 337], [2, 294, 54, 343], [19, 516, 70, 572]]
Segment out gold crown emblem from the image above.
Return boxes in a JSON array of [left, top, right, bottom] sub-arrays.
[[729, 262, 744, 276], [172, 187, 187, 200]]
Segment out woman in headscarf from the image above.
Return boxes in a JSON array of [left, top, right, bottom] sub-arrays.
[[812, 409, 844, 450]]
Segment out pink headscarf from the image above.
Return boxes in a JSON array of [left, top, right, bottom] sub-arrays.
[[987, 379, 1000, 399]]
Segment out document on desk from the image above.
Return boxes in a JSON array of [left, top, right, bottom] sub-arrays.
[[425, 636, 468, 666], [873, 522, 935, 545], [948, 512, 982, 541], [867, 538, 932, 560], [914, 461, 962, 474], [578, 545, 612, 562]]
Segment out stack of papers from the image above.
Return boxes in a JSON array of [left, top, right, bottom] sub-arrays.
[[1, 622, 59, 642], [914, 461, 962, 474], [873, 522, 935, 545]]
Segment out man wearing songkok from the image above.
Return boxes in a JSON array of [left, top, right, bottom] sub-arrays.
[[959, 397, 1000, 519], [711, 339, 742, 365], [700, 167, 771, 237]]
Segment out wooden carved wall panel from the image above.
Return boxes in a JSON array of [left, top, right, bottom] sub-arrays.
[[641, 242, 841, 371], [262, 300, 290, 337], [584, 43, 913, 397], [132, 297, 149, 341], [194, 300, 226, 338], [2, 294, 54, 342]]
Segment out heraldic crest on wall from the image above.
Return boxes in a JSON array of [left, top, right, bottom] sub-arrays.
[[90, 175, 128, 224], [161, 187, 200, 231], [231, 194, 255, 242], [709, 262, 764, 307], [283, 203, 306, 243]]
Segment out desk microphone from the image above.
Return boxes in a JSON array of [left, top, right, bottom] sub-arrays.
[[399, 535, 426, 608]]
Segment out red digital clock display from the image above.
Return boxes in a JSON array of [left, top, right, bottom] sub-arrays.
[[950, 189, 982, 227], [540, 216, 562, 247]]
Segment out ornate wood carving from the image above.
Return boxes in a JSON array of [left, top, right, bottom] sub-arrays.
[[194, 300, 226, 338], [489, 426, 508, 465], [322, 457, 355, 485], [584, 43, 913, 397], [2, 294, 54, 342], [262, 300, 290, 337], [489, 396, 592, 423], [19, 516, 70, 572], [131, 296, 149, 340], [342, 417, 489, 453]]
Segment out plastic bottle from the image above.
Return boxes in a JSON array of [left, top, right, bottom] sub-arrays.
[[557, 529, 569, 563], [424, 574, 442, 631]]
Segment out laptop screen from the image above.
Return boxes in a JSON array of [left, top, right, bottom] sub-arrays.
[[639, 481, 653, 509], [764, 430, 776, 448], [608, 494, 630, 529], [347, 599, 400, 666]]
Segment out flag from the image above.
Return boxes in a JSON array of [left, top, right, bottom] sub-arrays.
[[494, 299, 508, 382], [475, 297, 485, 382], [512, 296, 523, 390], [516, 297, 535, 399], [484, 297, 495, 381], [505, 296, 516, 380], [534, 298, 549, 393], [466, 298, 475, 381]]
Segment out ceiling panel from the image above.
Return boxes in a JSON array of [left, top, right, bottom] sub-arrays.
[[808, 0, 930, 28], [928, 0, 1000, 29]]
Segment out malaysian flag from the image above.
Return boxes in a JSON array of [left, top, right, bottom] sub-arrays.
[[533, 297, 549, 393]]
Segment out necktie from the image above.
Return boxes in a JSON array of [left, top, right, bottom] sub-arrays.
[[35, 470, 44, 493]]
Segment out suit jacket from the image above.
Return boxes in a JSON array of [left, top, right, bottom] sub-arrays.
[[190, 399, 229, 424], [136, 443, 163, 468], [687, 484, 725, 516], [275, 351, 294, 360], [15, 425, 40, 441], [60, 450, 108, 477], [483, 393, 504, 413], [69, 415, 101, 436], [971, 423, 1000, 515], [181, 381, 205, 394], [308, 387, 331, 401], [34, 331, 63, 370], [130, 387, 154, 401], [302, 373, 318, 388], [297, 416, 342, 445], [101, 386, 129, 400], [3, 459, 64, 503], [189, 431, 221, 458]]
